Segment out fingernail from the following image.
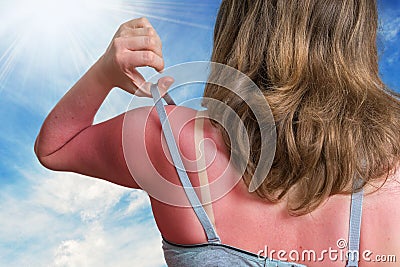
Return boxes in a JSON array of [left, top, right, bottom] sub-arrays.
[[162, 79, 173, 88]]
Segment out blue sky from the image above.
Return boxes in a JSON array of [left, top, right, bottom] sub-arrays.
[[0, 0, 399, 266]]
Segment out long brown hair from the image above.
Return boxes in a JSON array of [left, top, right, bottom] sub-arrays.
[[203, 0, 400, 215]]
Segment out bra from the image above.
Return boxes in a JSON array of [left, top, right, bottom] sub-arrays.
[[150, 84, 363, 267]]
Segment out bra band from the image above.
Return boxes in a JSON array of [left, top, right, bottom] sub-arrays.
[[150, 84, 364, 262]]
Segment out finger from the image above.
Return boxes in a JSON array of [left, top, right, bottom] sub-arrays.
[[122, 17, 152, 30], [127, 71, 146, 91], [120, 26, 154, 36], [119, 27, 162, 52], [119, 50, 164, 72], [134, 81, 152, 97], [117, 36, 162, 58], [120, 27, 161, 40], [157, 76, 175, 97], [135, 77, 174, 98]]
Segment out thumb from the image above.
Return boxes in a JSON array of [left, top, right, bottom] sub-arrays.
[[157, 76, 175, 96]]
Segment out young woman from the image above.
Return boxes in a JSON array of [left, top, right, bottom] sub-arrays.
[[35, 0, 400, 266]]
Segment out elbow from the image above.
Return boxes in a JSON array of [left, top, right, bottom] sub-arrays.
[[34, 136, 41, 159], [35, 151, 57, 171], [34, 137, 46, 166], [36, 153, 65, 172], [36, 154, 52, 170], [34, 137, 57, 171]]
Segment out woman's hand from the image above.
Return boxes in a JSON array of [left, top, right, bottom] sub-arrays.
[[98, 17, 171, 97], [35, 17, 173, 159]]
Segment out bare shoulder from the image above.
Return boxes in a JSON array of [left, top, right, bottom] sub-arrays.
[[123, 104, 210, 187], [138, 105, 226, 172], [123, 104, 200, 144], [123, 104, 200, 161]]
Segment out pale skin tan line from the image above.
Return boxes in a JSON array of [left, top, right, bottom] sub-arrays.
[[194, 111, 217, 230]]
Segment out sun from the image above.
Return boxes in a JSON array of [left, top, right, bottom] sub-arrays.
[[0, 0, 217, 97], [0, 0, 124, 92]]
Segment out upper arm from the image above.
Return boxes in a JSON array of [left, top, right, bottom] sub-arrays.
[[36, 105, 202, 192], [37, 106, 158, 188]]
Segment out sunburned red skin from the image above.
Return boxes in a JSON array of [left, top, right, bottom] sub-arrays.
[[35, 16, 400, 267]]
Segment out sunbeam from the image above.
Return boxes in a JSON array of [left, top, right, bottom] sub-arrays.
[[0, 0, 218, 102], [0, 38, 21, 92]]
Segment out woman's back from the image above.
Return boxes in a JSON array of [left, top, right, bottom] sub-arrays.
[[145, 107, 400, 266], [35, 0, 400, 265]]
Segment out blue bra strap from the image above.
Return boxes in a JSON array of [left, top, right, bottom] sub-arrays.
[[346, 181, 364, 267], [150, 84, 221, 244]]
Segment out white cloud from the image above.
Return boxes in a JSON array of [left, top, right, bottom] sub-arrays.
[[0, 193, 58, 242], [124, 190, 151, 216], [53, 221, 165, 267], [380, 17, 400, 42], [0, 168, 166, 267], [28, 171, 129, 221]]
